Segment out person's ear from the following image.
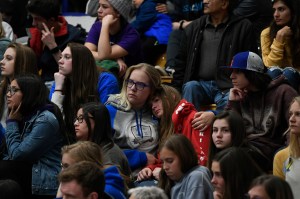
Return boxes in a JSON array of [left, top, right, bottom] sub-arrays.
[[89, 192, 98, 199], [222, 0, 229, 9]]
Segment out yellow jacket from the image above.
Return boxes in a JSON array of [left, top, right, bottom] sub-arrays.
[[273, 146, 289, 179], [261, 27, 296, 69]]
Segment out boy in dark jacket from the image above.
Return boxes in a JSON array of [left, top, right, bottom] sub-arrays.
[[26, 0, 85, 87]]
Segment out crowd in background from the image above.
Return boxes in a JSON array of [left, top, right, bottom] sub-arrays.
[[0, 0, 299, 199]]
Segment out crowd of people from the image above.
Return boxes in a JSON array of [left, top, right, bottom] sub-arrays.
[[0, 0, 299, 198]]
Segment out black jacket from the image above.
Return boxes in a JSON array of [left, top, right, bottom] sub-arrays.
[[171, 14, 258, 91]]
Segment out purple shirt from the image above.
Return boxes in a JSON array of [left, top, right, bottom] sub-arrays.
[[86, 21, 143, 67]]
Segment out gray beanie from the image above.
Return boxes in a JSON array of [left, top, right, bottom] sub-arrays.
[[107, 0, 132, 21]]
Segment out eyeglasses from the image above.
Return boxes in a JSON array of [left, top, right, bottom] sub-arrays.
[[7, 86, 21, 96], [74, 115, 94, 123], [125, 79, 150, 91]]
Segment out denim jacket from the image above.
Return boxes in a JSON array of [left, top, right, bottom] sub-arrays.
[[5, 108, 64, 195]]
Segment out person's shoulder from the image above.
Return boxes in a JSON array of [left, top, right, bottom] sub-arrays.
[[105, 95, 130, 111], [37, 109, 57, 121], [141, 0, 156, 7], [274, 147, 289, 162], [0, 37, 11, 44], [125, 23, 140, 35], [185, 16, 207, 34], [261, 27, 271, 36], [229, 14, 252, 26], [104, 165, 120, 173], [87, 20, 101, 32], [183, 166, 212, 185], [269, 76, 298, 94], [191, 15, 207, 26], [99, 71, 118, 81], [187, 165, 210, 177], [33, 108, 60, 128]]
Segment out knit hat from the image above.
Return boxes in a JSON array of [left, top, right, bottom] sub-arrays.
[[107, 0, 132, 21], [226, 51, 265, 73]]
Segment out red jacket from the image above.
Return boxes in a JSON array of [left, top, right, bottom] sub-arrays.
[[147, 99, 211, 170], [172, 99, 210, 166]]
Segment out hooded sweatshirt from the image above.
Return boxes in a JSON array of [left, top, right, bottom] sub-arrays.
[[226, 75, 298, 171], [104, 166, 127, 199], [172, 99, 211, 166], [105, 95, 159, 170]]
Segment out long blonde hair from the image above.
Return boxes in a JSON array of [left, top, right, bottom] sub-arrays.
[[288, 96, 300, 158], [114, 63, 162, 109]]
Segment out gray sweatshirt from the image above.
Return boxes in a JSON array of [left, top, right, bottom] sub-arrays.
[[171, 166, 214, 199]]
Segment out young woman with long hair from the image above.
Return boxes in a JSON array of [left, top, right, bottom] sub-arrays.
[[4, 74, 66, 198], [207, 110, 248, 169], [137, 84, 211, 184], [158, 134, 213, 199], [0, 42, 38, 129], [105, 63, 162, 173], [74, 102, 131, 178], [50, 42, 119, 141], [211, 147, 263, 199], [273, 96, 300, 197], [261, 0, 300, 90]]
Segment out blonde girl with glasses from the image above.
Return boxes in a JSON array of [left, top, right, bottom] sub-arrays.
[[105, 63, 162, 177]]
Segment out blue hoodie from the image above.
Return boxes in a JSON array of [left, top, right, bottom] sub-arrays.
[[104, 165, 127, 199], [131, 0, 172, 44]]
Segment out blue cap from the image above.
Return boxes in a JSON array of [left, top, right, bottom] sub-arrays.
[[227, 51, 265, 73]]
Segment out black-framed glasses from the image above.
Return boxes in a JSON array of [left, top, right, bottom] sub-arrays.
[[7, 86, 21, 96], [74, 115, 94, 123], [125, 79, 150, 91]]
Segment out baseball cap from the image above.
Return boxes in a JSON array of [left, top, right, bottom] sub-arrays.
[[226, 51, 265, 73]]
